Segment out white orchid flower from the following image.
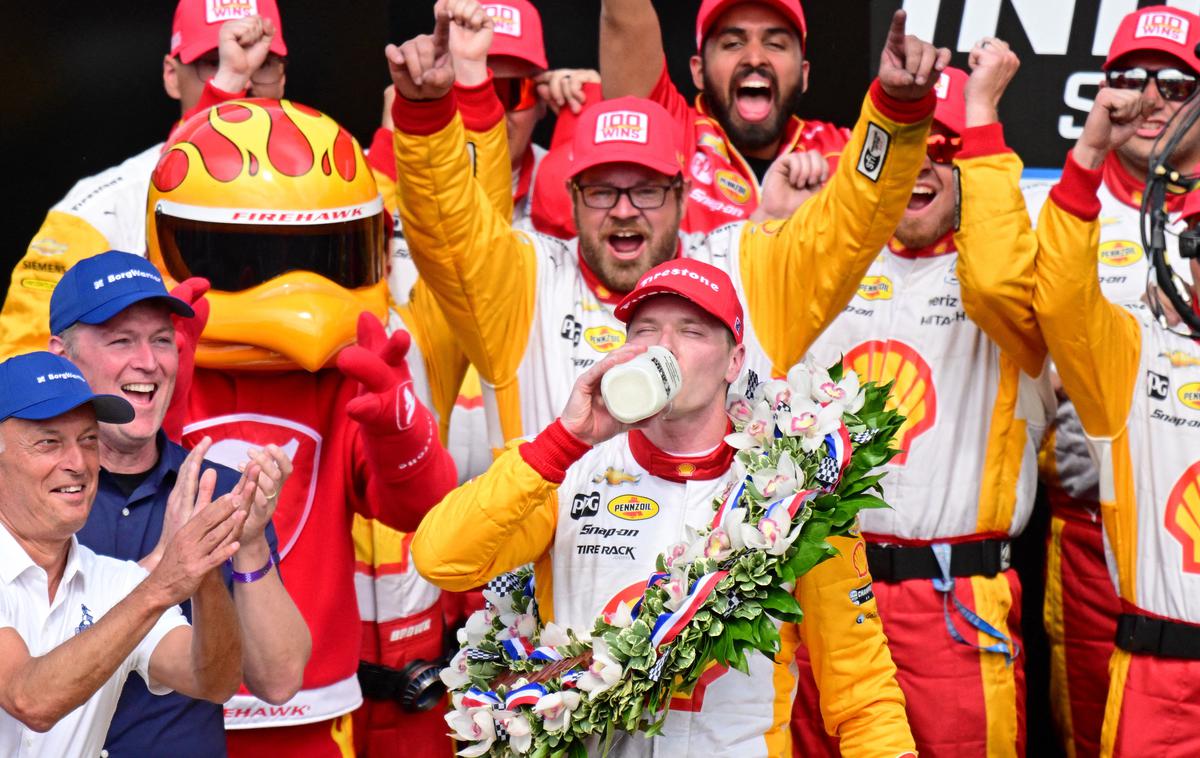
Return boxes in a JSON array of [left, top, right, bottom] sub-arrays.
[[482, 588, 516, 615], [780, 401, 845, 453], [751, 451, 799, 500], [759, 379, 794, 411], [726, 395, 755, 425], [539, 621, 572, 647], [725, 402, 775, 450], [532, 690, 583, 732], [786, 360, 817, 399], [754, 510, 805, 556], [722, 507, 764, 552], [703, 526, 735, 561], [462, 608, 496, 646], [663, 541, 689, 569], [445, 706, 497, 757], [493, 710, 532, 754], [496, 611, 538, 641], [661, 563, 693, 612], [812, 367, 862, 410], [602, 600, 634, 629], [577, 638, 624, 696], [440, 648, 471, 690]]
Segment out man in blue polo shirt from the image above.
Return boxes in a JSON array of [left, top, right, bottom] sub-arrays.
[[47, 251, 312, 758]]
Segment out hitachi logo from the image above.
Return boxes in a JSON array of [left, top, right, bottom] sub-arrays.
[[230, 209, 365, 223]]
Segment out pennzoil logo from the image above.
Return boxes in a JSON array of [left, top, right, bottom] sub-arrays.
[[1179, 382, 1200, 411], [584, 325, 626, 353], [1165, 461, 1200, 573], [1097, 240, 1144, 268], [857, 275, 893, 301], [715, 170, 751, 204], [844, 340, 936, 466], [607, 494, 660, 521]]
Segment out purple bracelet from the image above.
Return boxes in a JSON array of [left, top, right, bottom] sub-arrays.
[[228, 554, 275, 584]]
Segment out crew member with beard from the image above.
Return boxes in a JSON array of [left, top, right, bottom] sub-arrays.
[[1021, 8, 1200, 755], [385, 7, 947, 449], [797, 41, 1054, 757], [598, 0, 848, 233]]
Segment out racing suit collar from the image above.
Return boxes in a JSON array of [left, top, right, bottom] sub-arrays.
[[887, 229, 957, 259], [628, 424, 735, 483], [1103, 152, 1189, 214], [575, 240, 684, 306], [694, 94, 806, 161]]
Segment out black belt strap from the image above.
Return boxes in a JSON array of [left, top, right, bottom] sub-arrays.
[[1115, 613, 1200, 660], [866, 540, 1011, 582], [357, 660, 407, 701]]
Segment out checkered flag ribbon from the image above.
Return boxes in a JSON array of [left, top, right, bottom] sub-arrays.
[[494, 720, 510, 740], [466, 648, 501, 662], [647, 653, 669, 682], [851, 429, 879, 445], [485, 571, 525, 603], [722, 593, 742, 618], [814, 456, 840, 487]]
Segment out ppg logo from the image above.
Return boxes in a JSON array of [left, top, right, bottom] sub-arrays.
[[571, 492, 600, 520], [560, 315, 582, 346], [1148, 370, 1170, 401]]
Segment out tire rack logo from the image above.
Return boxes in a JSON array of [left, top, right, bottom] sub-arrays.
[[607, 494, 660, 521], [584, 325, 626, 353], [715, 170, 751, 204], [856, 275, 893, 301], [843, 340, 936, 466], [1180, 382, 1200, 411], [1165, 460, 1200, 574], [1098, 240, 1144, 268], [571, 491, 600, 520]]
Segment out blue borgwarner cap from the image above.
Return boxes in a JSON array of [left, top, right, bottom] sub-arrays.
[[49, 250, 194, 335], [0, 352, 134, 424]]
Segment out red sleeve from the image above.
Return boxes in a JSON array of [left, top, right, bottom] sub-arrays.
[[957, 122, 1010, 160], [366, 127, 396, 181], [454, 72, 505, 132], [648, 55, 694, 126], [518, 419, 591, 484], [548, 81, 603, 149], [1050, 150, 1105, 221]]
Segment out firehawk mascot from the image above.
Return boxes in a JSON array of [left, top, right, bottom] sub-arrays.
[[146, 98, 460, 757]]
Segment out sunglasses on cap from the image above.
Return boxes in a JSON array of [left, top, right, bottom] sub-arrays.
[[926, 133, 962, 165], [493, 77, 538, 112], [1106, 67, 1199, 102]]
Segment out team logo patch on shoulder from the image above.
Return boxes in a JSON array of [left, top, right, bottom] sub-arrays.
[[699, 132, 730, 159], [607, 494, 660, 521], [1098, 240, 1144, 267], [595, 111, 648, 144], [206, 0, 258, 24], [584, 325, 626, 353], [1163, 350, 1200, 368], [29, 238, 68, 256], [484, 4, 522, 36], [856, 122, 890, 182], [1179, 382, 1200, 410], [593, 467, 640, 485], [857, 275, 893, 301], [1135, 11, 1190, 44], [715, 170, 751, 204]]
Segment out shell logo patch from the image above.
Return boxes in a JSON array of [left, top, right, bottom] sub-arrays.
[[1179, 382, 1200, 411], [715, 170, 751, 205], [1165, 461, 1200, 573], [1098, 240, 1144, 268], [584, 325, 626, 353], [607, 494, 660, 521], [844, 340, 937, 466], [676, 462, 697, 477], [857, 275, 893, 301]]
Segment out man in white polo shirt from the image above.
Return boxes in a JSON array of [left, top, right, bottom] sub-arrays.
[[0, 351, 250, 757]]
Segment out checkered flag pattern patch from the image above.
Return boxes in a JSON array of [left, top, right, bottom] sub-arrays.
[[815, 456, 840, 486], [723, 593, 742, 617], [485, 571, 524, 603], [466, 648, 501, 662], [648, 654, 669, 682], [494, 721, 510, 740], [851, 429, 878, 445]]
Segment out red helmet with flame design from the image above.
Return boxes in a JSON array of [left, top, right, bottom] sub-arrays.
[[147, 98, 389, 371]]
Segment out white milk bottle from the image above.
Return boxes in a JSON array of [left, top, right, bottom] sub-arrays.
[[600, 346, 683, 424]]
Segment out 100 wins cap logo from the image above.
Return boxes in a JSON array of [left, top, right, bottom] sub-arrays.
[[595, 111, 649, 144]]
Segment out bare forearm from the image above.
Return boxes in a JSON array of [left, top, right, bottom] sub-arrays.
[[233, 539, 311, 704], [187, 570, 243, 702], [5, 583, 168, 731], [599, 0, 664, 98]]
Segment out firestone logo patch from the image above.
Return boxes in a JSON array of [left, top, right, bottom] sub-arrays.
[[206, 0, 258, 24], [484, 4, 522, 36], [595, 111, 648, 144], [1135, 11, 1190, 44]]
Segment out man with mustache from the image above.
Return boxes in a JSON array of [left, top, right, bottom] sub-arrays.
[[599, 0, 846, 233], [386, 7, 947, 451]]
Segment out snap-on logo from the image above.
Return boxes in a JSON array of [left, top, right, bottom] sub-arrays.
[[1135, 11, 1190, 44], [484, 4, 521, 36], [607, 494, 660, 521], [595, 111, 648, 144]]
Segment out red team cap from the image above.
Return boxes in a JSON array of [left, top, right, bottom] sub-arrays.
[[483, 1, 548, 71], [931, 66, 968, 135], [568, 97, 685, 179], [1104, 5, 1200, 72], [614, 260, 745, 345], [695, 0, 807, 52], [170, 0, 288, 64]]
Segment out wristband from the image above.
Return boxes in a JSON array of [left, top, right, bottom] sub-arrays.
[[228, 554, 275, 584]]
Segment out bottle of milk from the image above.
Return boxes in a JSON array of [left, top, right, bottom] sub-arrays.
[[600, 346, 683, 424]]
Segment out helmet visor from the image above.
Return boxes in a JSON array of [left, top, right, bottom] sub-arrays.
[[157, 212, 386, 292]]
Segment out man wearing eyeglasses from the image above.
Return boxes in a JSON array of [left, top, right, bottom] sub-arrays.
[[0, 0, 288, 360], [794, 42, 1055, 757], [1024, 8, 1200, 756], [386, 5, 946, 463]]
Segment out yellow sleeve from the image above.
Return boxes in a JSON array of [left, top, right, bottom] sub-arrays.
[[0, 211, 110, 359], [466, 117, 515, 222], [739, 81, 935, 375], [1032, 157, 1141, 439], [954, 130, 1047, 377], [392, 98, 538, 390], [412, 439, 559, 591], [797, 535, 914, 756]]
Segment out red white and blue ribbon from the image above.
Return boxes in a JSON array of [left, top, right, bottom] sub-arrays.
[[764, 489, 819, 523], [710, 477, 748, 530], [461, 688, 502, 709], [821, 424, 852, 487], [650, 570, 729, 649], [504, 682, 547, 709], [630, 572, 669, 620], [560, 669, 583, 689], [501, 637, 536, 660], [529, 646, 564, 662]]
